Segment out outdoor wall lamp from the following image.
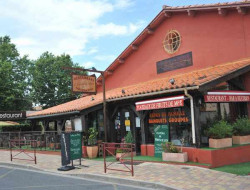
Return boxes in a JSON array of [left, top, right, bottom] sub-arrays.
[[169, 78, 175, 85]]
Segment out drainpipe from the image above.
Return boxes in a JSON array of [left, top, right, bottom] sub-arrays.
[[184, 89, 196, 145]]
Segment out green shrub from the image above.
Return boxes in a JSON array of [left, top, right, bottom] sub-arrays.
[[207, 120, 233, 139], [162, 142, 180, 153], [0, 124, 32, 132], [125, 131, 134, 144], [87, 127, 98, 146], [116, 148, 125, 153], [233, 116, 250, 136]]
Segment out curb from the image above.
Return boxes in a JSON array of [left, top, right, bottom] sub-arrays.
[[69, 173, 179, 190], [0, 162, 181, 190]]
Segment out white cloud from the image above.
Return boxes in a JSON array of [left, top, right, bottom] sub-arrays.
[[86, 47, 98, 55], [81, 61, 95, 68], [12, 37, 38, 46], [94, 55, 116, 62], [0, 0, 141, 59], [114, 0, 135, 9]]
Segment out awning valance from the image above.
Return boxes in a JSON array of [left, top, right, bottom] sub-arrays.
[[135, 95, 185, 111], [204, 91, 250, 102]]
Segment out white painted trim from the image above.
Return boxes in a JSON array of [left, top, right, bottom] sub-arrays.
[[207, 91, 250, 95], [135, 96, 184, 105]]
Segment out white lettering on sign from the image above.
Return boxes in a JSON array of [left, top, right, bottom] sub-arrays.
[[205, 95, 250, 102], [136, 99, 184, 111]]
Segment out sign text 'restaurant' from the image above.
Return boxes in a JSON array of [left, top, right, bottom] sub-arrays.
[[0, 111, 26, 121], [204, 95, 250, 102]]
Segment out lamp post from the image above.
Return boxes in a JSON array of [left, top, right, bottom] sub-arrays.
[[62, 67, 108, 142]]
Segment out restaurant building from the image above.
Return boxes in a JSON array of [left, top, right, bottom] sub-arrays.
[[28, 1, 250, 156]]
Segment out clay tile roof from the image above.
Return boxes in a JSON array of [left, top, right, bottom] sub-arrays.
[[164, 0, 250, 10], [28, 58, 250, 118]]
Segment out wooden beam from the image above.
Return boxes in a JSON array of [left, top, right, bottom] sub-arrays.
[[111, 105, 119, 119], [118, 58, 125, 64], [131, 44, 138, 50], [237, 6, 247, 15], [199, 65, 250, 92], [187, 10, 196, 17], [228, 78, 245, 90], [129, 105, 141, 118], [97, 81, 102, 86], [218, 8, 227, 16], [106, 70, 113, 75], [164, 11, 172, 18], [147, 28, 154, 34]]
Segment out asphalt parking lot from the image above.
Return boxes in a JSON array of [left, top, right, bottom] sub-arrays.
[[0, 166, 153, 190]]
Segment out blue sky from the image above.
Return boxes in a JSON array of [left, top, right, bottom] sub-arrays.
[[0, 0, 234, 71]]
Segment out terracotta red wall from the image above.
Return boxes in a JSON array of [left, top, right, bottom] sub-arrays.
[[211, 145, 250, 168], [243, 72, 250, 117], [99, 10, 250, 92], [143, 145, 250, 168], [182, 146, 250, 168]]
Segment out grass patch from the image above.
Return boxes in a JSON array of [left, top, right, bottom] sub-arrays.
[[85, 156, 116, 162], [127, 156, 210, 166], [212, 162, 250, 175], [86, 155, 210, 166]]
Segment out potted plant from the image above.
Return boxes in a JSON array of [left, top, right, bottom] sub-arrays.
[[232, 116, 250, 144], [162, 142, 188, 162], [208, 120, 233, 148], [116, 131, 136, 160], [86, 127, 98, 158], [82, 134, 88, 158]]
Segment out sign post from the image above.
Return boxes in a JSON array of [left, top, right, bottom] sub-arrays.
[[154, 125, 169, 157], [62, 66, 108, 142]]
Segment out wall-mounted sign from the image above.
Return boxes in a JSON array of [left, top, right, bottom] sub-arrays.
[[71, 74, 96, 94], [125, 120, 130, 126], [204, 91, 250, 102], [156, 52, 193, 74], [135, 96, 184, 111], [0, 111, 26, 121]]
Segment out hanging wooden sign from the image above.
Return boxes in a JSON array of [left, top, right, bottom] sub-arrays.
[[71, 74, 96, 94]]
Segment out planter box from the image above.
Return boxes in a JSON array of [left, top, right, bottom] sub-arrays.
[[209, 138, 232, 148], [116, 151, 136, 160], [162, 152, 188, 162], [233, 135, 250, 145]]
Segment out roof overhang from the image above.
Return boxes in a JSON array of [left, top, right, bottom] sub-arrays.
[[27, 111, 80, 120]]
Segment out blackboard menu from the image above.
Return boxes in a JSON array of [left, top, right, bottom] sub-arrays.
[[61, 133, 71, 166], [60, 132, 82, 166], [70, 133, 82, 160], [154, 125, 169, 157]]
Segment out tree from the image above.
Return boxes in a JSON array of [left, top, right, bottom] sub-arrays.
[[31, 52, 82, 108], [0, 36, 33, 111]]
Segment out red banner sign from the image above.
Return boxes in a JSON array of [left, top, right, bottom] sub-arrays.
[[204, 91, 250, 102], [135, 96, 184, 111]]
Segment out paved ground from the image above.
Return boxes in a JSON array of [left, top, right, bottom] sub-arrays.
[[0, 150, 249, 190], [0, 166, 152, 190]]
